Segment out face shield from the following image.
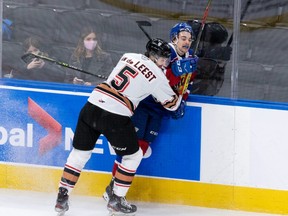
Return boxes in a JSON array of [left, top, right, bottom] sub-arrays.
[[154, 54, 171, 68]]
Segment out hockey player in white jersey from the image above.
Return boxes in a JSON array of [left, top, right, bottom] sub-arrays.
[[55, 38, 182, 216]]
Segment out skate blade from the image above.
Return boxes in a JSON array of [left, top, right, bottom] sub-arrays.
[[103, 192, 110, 202], [55, 207, 68, 216], [56, 212, 66, 216], [108, 210, 136, 216]]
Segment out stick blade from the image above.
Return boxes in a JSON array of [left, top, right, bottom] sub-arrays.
[[136, 20, 152, 26]]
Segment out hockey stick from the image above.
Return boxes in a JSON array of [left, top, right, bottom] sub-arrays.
[[21, 52, 108, 79], [136, 20, 152, 41], [179, 0, 213, 95], [193, 0, 213, 55], [226, 0, 252, 47]]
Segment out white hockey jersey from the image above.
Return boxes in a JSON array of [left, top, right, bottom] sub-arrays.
[[88, 53, 181, 116]]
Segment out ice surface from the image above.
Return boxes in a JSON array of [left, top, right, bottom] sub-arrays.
[[0, 189, 285, 216]]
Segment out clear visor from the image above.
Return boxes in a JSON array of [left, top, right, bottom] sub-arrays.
[[155, 55, 171, 68]]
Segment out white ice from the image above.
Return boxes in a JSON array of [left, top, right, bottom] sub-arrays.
[[0, 189, 285, 216]]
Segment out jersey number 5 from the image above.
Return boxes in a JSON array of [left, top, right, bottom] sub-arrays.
[[111, 66, 138, 92]]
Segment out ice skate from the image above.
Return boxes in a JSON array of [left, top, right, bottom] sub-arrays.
[[55, 187, 69, 216], [103, 178, 114, 202], [107, 194, 137, 216]]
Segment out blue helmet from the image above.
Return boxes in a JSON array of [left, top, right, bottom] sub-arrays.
[[170, 22, 193, 41]]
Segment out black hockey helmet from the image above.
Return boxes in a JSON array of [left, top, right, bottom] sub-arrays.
[[146, 38, 171, 59]]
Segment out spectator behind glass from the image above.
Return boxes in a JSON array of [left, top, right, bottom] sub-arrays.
[[2, 18, 13, 41], [64, 26, 114, 86], [14, 36, 65, 83]]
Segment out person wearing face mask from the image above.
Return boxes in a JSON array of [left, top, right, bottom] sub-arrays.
[[64, 26, 114, 86], [102, 22, 199, 202]]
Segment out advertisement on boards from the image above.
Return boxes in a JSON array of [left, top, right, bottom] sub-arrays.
[[0, 83, 201, 181]]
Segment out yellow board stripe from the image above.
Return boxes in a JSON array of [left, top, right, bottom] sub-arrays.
[[1, 163, 288, 214]]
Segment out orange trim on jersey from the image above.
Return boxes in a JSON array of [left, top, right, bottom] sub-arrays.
[[163, 95, 178, 110], [95, 83, 135, 113]]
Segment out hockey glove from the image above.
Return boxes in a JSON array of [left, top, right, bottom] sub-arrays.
[[171, 56, 199, 77], [171, 100, 186, 119]]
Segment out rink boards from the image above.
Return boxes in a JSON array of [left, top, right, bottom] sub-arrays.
[[1, 79, 288, 214]]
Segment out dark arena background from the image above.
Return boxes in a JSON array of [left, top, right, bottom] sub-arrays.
[[1, 0, 288, 102]]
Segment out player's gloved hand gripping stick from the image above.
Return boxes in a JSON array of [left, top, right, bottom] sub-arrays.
[[179, 0, 213, 95], [171, 57, 198, 77]]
